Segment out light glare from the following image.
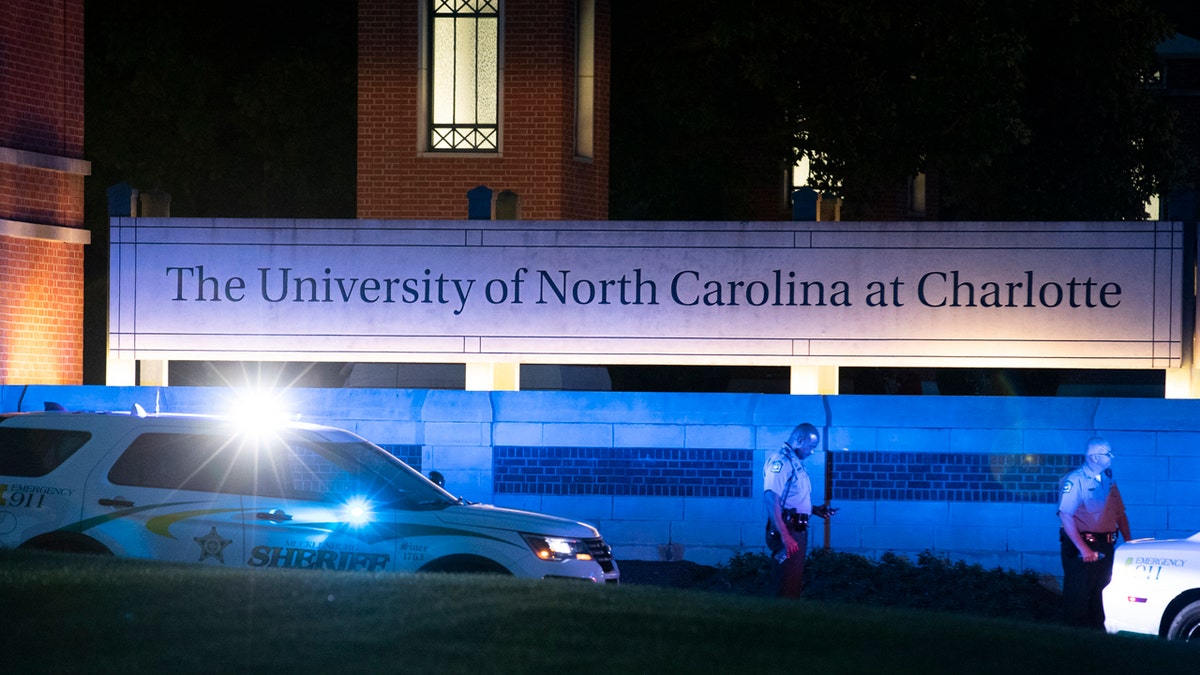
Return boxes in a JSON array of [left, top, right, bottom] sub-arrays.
[[343, 496, 373, 527], [225, 387, 296, 435]]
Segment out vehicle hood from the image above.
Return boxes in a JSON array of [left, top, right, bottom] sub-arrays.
[[1119, 533, 1200, 555], [435, 503, 600, 538]]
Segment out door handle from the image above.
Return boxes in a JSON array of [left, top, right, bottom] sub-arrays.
[[99, 497, 134, 508], [256, 508, 293, 523]]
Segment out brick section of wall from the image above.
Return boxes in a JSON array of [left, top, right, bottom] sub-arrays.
[[357, 0, 609, 220], [0, 1, 87, 385], [493, 446, 1074, 503], [0, 237, 84, 383], [378, 444, 423, 472], [0, 0, 85, 156], [833, 451, 1077, 504], [494, 446, 753, 497], [0, 165, 86, 225], [292, 443, 424, 493], [0, 0, 86, 228]]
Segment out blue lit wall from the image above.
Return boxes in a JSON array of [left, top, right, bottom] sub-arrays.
[[4, 385, 1199, 579], [494, 446, 753, 497], [831, 451, 1072, 503]]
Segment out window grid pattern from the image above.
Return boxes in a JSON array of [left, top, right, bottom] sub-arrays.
[[493, 447, 1077, 503], [494, 446, 753, 497], [430, 0, 499, 151], [288, 445, 349, 497], [379, 444, 423, 472], [831, 451, 1078, 503]]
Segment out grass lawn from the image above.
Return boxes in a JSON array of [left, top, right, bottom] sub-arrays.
[[1, 549, 1193, 673]]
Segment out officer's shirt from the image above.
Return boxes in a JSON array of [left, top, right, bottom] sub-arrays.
[[763, 448, 812, 514], [1058, 464, 1126, 533]]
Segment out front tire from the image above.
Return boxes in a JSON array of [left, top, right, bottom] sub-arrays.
[[419, 554, 512, 575], [1167, 600, 1200, 642], [18, 533, 113, 555]]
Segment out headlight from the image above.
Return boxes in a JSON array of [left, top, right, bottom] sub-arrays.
[[521, 534, 593, 563]]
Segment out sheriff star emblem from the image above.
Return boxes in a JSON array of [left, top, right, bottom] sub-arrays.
[[194, 526, 233, 563]]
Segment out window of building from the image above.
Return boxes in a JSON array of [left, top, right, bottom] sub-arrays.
[[430, 0, 500, 151], [791, 155, 812, 188], [575, 0, 595, 159], [1144, 194, 1161, 220], [907, 172, 927, 215]]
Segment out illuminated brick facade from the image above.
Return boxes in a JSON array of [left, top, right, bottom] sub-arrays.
[[357, 0, 610, 220], [0, 0, 90, 384]]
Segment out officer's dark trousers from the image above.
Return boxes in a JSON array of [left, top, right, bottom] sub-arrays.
[[1060, 534, 1116, 629], [768, 526, 808, 598]]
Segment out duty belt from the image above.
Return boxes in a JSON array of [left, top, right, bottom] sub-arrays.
[[782, 509, 809, 532], [1081, 531, 1118, 545]]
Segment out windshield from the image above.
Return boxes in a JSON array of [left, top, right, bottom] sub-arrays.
[[264, 429, 458, 510]]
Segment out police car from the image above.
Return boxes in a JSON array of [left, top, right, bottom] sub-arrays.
[[1103, 533, 1200, 641], [0, 407, 618, 583]]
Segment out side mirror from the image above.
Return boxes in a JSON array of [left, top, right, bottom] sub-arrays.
[[428, 470, 445, 488]]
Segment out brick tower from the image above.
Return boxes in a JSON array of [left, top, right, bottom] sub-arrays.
[[0, 0, 90, 384], [358, 0, 609, 220]]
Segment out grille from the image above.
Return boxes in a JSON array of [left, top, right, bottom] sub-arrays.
[[585, 537, 615, 573]]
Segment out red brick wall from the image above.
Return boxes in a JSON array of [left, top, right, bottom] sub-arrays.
[[0, 0, 87, 384], [0, 238, 84, 384], [0, 165, 85, 225], [0, 1, 85, 157], [358, 0, 609, 220]]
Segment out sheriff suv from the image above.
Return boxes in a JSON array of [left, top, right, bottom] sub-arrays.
[[0, 408, 618, 583], [1103, 532, 1200, 641]]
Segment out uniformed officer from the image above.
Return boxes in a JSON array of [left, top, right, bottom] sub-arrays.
[[1057, 436, 1132, 629], [763, 422, 836, 598]]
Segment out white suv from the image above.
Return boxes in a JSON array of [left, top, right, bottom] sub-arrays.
[[1103, 533, 1200, 641], [0, 408, 618, 583]]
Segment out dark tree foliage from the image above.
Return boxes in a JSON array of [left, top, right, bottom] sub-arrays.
[[609, 1, 795, 220], [81, 1, 356, 384], [84, 1, 356, 221], [629, 0, 1185, 221]]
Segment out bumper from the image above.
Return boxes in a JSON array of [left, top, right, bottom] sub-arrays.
[[1103, 581, 1166, 636], [532, 556, 619, 584], [543, 557, 619, 583]]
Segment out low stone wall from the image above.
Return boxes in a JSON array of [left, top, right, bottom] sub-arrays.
[[4, 385, 1198, 578]]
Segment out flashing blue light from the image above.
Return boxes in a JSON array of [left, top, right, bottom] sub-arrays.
[[343, 496, 374, 527]]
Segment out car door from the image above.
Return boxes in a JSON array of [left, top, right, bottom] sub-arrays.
[[83, 430, 247, 566], [242, 432, 398, 572]]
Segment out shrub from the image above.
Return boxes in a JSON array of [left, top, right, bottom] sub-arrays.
[[714, 549, 1062, 623]]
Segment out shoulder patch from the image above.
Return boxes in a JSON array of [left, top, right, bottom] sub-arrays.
[[769, 460, 783, 474], [1062, 482, 1072, 494]]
